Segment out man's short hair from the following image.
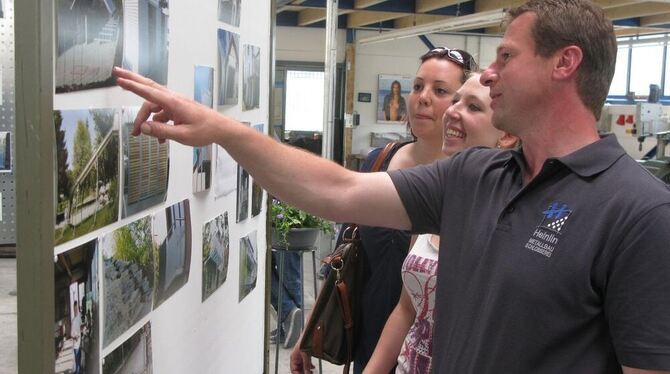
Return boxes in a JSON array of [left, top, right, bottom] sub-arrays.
[[507, 0, 617, 120]]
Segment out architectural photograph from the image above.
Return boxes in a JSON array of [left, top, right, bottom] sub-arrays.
[[54, 239, 100, 374], [55, 0, 123, 93], [235, 164, 249, 223], [152, 200, 191, 309], [54, 109, 120, 245], [102, 322, 153, 374], [242, 44, 260, 111], [121, 108, 169, 218], [101, 216, 154, 347], [214, 145, 236, 198], [218, 0, 241, 27], [201, 212, 229, 302], [122, 0, 170, 85], [238, 230, 257, 302], [0, 131, 10, 172], [194, 65, 214, 108], [192, 145, 212, 193], [217, 28, 239, 106]]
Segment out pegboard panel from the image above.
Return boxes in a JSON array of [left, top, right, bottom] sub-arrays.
[[0, 0, 15, 244]]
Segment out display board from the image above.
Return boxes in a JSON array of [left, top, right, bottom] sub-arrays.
[[51, 0, 271, 373], [0, 0, 15, 244]]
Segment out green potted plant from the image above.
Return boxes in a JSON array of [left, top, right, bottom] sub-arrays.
[[271, 198, 333, 249]]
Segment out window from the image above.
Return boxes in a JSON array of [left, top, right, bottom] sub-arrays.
[[629, 43, 664, 97], [284, 70, 325, 132], [609, 45, 630, 96], [608, 34, 670, 101]]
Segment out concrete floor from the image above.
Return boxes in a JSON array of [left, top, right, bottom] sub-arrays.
[[0, 258, 17, 374]]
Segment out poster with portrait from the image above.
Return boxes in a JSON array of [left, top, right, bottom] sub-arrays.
[[377, 74, 412, 123]]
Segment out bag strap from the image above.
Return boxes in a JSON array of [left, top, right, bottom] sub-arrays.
[[369, 141, 398, 172], [336, 280, 354, 374]]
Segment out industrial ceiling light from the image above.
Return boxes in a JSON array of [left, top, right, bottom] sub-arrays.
[[357, 9, 507, 45]]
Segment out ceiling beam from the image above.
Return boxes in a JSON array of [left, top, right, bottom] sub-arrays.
[[394, 14, 453, 29], [354, 0, 387, 9], [416, 0, 463, 13], [640, 12, 670, 27], [298, 8, 326, 26], [615, 26, 669, 37], [605, 3, 670, 20], [348, 11, 409, 28], [476, 0, 645, 13]]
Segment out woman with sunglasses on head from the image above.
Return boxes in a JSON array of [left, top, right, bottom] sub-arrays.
[[362, 72, 518, 374], [290, 48, 478, 374]]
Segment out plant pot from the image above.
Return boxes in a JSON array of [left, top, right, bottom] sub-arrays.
[[271, 227, 320, 250]]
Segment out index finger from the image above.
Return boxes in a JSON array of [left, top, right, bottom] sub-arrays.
[[113, 66, 168, 93]]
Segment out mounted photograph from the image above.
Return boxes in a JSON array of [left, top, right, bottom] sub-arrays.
[[101, 216, 154, 347], [54, 239, 100, 374], [193, 145, 212, 193], [236, 164, 249, 223], [54, 109, 120, 245], [194, 65, 214, 108], [238, 230, 258, 302], [121, 107, 169, 218], [218, 0, 241, 27], [217, 28, 239, 106], [0, 131, 11, 172], [122, 0, 169, 85], [102, 322, 153, 374], [242, 44, 260, 111], [377, 74, 412, 123], [55, 0, 124, 93], [202, 212, 230, 302], [214, 145, 236, 197], [152, 199, 192, 308]]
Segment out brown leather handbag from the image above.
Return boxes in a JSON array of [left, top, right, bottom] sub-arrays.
[[299, 142, 397, 374]]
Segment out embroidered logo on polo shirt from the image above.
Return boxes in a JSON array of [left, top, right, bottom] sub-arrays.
[[524, 202, 572, 258]]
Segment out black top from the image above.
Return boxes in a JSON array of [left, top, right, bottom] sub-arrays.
[[389, 135, 670, 373], [338, 142, 412, 373]]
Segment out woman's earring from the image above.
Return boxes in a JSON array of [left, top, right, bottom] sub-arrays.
[[495, 141, 501, 149]]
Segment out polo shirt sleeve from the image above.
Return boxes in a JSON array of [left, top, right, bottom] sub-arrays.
[[606, 203, 670, 370], [387, 158, 451, 234]]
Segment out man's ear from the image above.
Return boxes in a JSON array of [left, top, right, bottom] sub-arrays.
[[497, 133, 520, 149], [553, 45, 583, 80]]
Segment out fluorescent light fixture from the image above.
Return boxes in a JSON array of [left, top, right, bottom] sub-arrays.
[[357, 9, 507, 45]]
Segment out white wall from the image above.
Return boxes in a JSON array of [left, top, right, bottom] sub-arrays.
[[53, 1, 271, 373], [276, 26, 347, 62]]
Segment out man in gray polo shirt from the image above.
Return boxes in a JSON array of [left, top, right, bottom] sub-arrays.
[[115, 1, 670, 372]]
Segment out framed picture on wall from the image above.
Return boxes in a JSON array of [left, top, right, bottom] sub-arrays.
[[377, 74, 412, 124]]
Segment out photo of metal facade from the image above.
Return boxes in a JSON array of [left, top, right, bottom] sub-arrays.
[[55, 0, 124, 93], [121, 108, 169, 218]]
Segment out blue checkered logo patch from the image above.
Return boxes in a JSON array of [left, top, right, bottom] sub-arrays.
[[539, 202, 572, 233]]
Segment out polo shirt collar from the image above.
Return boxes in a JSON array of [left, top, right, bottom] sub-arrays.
[[504, 134, 627, 178]]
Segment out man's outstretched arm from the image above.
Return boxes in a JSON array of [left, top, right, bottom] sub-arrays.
[[114, 67, 411, 230]]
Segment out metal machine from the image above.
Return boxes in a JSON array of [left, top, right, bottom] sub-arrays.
[[633, 85, 670, 184]]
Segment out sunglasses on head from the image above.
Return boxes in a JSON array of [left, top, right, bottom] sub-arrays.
[[426, 47, 478, 71]]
